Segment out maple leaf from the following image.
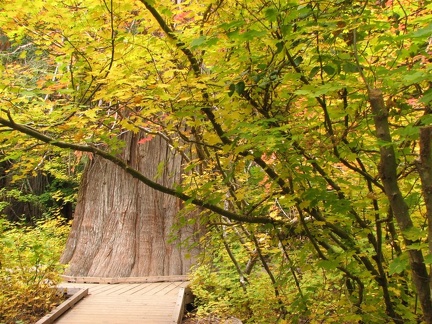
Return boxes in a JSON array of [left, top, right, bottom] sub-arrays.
[[138, 136, 153, 144]]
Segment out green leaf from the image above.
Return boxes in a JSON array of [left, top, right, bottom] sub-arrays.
[[309, 66, 320, 79], [424, 254, 432, 265], [235, 81, 245, 95], [410, 23, 432, 38], [389, 255, 409, 275], [406, 242, 428, 251], [264, 8, 278, 22], [402, 71, 429, 85], [219, 20, 245, 31], [228, 83, 235, 97], [317, 259, 338, 270], [191, 36, 207, 48], [275, 41, 284, 54], [239, 29, 267, 41], [322, 65, 335, 75], [293, 56, 303, 66], [403, 227, 425, 241], [295, 83, 341, 98], [420, 88, 432, 104], [342, 62, 358, 73], [394, 124, 419, 140]]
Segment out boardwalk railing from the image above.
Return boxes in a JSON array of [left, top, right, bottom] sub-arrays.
[[61, 275, 189, 284], [172, 287, 194, 324], [36, 288, 88, 324]]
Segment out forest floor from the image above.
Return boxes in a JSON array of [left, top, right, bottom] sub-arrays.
[[182, 315, 243, 323]]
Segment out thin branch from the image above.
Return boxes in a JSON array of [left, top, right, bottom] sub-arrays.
[[352, 28, 370, 91]]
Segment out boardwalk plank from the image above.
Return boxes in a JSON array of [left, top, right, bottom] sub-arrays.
[[156, 282, 185, 295], [54, 281, 190, 324], [104, 283, 142, 295], [114, 283, 147, 295]]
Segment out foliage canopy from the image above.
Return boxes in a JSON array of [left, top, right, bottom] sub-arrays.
[[0, 0, 432, 322]]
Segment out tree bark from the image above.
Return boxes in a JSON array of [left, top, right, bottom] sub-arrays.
[[417, 127, 432, 255], [370, 89, 432, 324], [416, 126, 432, 301], [61, 132, 200, 277]]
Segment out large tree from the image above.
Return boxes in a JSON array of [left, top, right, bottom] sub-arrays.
[[1, 0, 432, 322], [61, 132, 198, 277]]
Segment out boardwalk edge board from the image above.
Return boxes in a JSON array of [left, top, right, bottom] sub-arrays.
[[35, 288, 88, 324], [172, 287, 194, 324], [61, 274, 189, 284]]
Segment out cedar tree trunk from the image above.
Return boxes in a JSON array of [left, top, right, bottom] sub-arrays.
[[61, 132, 199, 277]]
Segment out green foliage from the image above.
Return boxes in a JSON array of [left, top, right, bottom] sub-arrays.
[[0, 218, 70, 324], [191, 235, 281, 323], [190, 224, 406, 323], [0, 178, 78, 223], [0, 0, 431, 323], [0, 154, 80, 223]]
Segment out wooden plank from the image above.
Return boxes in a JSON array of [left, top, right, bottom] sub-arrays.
[[68, 295, 177, 303], [85, 285, 121, 295], [128, 282, 165, 295], [85, 284, 120, 295], [62, 308, 175, 313], [114, 283, 152, 295], [61, 276, 120, 284], [103, 283, 143, 295], [154, 282, 183, 296], [122, 275, 189, 283], [55, 314, 174, 324], [35, 288, 88, 324], [140, 282, 174, 295], [171, 287, 192, 324], [58, 281, 189, 296], [55, 317, 174, 324], [60, 297, 175, 304], [58, 283, 99, 291], [59, 282, 106, 294], [61, 275, 189, 283]]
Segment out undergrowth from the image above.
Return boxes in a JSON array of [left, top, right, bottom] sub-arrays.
[[188, 227, 412, 324], [0, 217, 70, 324]]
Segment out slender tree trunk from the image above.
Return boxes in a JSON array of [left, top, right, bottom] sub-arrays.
[[370, 89, 432, 324], [61, 132, 200, 277], [416, 126, 432, 302]]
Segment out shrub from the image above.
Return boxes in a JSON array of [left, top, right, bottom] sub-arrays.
[[189, 231, 283, 323], [0, 217, 70, 324], [188, 225, 410, 323]]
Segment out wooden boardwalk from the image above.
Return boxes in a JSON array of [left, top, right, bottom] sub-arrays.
[[45, 277, 191, 324]]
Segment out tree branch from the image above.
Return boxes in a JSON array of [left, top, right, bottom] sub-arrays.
[[0, 112, 278, 225]]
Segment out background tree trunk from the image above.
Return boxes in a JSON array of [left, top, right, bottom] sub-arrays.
[[0, 159, 50, 223], [61, 132, 200, 277]]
